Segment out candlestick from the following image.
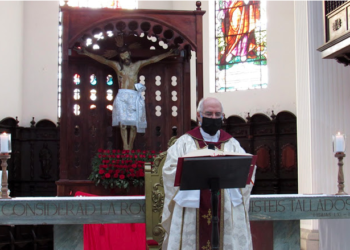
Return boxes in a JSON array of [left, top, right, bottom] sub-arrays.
[[0, 153, 11, 199], [334, 152, 348, 195], [333, 132, 345, 153], [0, 133, 11, 153]]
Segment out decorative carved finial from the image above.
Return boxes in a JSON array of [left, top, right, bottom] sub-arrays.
[[15, 117, 19, 127], [196, 1, 202, 10], [271, 110, 276, 120], [30, 117, 36, 128], [246, 112, 251, 122]]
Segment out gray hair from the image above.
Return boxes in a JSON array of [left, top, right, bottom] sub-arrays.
[[197, 97, 224, 113]]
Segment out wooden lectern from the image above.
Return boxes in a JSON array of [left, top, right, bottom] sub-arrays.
[[175, 154, 253, 249]]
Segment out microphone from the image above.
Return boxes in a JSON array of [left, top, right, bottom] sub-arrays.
[[208, 144, 215, 150]]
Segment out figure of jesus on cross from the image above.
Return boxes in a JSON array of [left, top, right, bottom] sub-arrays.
[[74, 35, 177, 150]]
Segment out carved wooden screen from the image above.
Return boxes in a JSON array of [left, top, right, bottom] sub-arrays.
[[225, 111, 297, 194], [57, 5, 205, 195]]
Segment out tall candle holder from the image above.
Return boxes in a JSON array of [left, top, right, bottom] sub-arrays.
[[335, 152, 348, 195], [0, 153, 11, 199]]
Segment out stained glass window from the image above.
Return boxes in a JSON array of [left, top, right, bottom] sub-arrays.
[[106, 75, 113, 86], [90, 89, 97, 101], [74, 104, 80, 115], [73, 74, 80, 85], [73, 89, 80, 100], [90, 74, 97, 85], [106, 90, 113, 101], [215, 0, 267, 92]]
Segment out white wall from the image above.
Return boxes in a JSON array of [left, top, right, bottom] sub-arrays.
[[138, 0, 172, 9], [296, 1, 350, 235], [22, 1, 59, 126], [0, 1, 23, 121]]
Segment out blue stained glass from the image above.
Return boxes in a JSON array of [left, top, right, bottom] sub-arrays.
[[106, 75, 113, 86], [90, 74, 97, 86]]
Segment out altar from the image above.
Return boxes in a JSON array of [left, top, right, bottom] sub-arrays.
[[0, 194, 349, 249]]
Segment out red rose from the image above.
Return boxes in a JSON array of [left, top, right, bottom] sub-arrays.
[[113, 173, 119, 178], [131, 150, 135, 153], [148, 155, 152, 159], [151, 150, 156, 154], [116, 155, 120, 159], [98, 154, 102, 158], [119, 174, 125, 180], [108, 169, 113, 174], [99, 169, 105, 174], [112, 150, 117, 154], [105, 173, 111, 178], [98, 149, 103, 153]]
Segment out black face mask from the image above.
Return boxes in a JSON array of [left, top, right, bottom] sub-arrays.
[[201, 117, 222, 136]]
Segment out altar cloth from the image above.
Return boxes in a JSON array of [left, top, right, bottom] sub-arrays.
[[75, 191, 146, 250]]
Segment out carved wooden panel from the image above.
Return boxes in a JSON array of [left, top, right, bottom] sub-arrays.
[[0, 117, 58, 249], [225, 111, 297, 194], [58, 5, 205, 194]]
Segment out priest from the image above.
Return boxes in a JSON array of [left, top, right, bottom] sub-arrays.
[[161, 97, 255, 250]]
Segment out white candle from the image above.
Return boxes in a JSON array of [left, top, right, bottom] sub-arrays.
[[0, 133, 10, 153], [333, 132, 346, 153]]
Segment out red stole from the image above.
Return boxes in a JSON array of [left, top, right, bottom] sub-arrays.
[[186, 127, 232, 250]]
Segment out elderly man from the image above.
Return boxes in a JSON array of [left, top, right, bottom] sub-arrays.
[[161, 97, 255, 250]]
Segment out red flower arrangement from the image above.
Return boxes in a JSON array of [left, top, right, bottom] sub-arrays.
[[88, 149, 158, 189]]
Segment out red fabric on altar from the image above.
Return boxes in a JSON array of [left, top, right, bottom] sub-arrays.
[[75, 191, 146, 250]]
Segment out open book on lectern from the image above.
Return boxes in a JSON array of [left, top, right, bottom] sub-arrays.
[[174, 148, 257, 190]]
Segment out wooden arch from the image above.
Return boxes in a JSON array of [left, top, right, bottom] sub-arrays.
[[68, 16, 199, 51], [57, 4, 205, 195]]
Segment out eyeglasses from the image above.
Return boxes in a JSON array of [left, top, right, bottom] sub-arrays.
[[201, 112, 223, 118]]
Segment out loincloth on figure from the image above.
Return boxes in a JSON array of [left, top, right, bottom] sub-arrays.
[[112, 83, 147, 133]]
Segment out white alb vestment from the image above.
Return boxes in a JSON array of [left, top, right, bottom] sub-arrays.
[[112, 83, 146, 133], [161, 130, 255, 250]]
